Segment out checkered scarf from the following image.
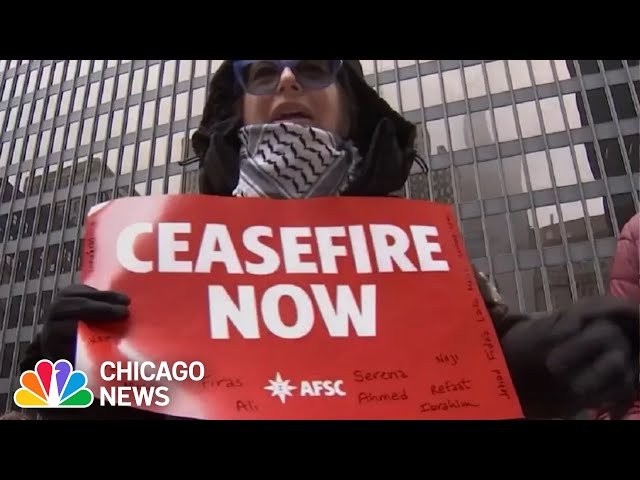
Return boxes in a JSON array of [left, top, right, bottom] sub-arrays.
[[232, 122, 362, 199]]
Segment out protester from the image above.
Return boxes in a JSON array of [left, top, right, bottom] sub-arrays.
[[593, 212, 640, 420], [21, 60, 639, 421]]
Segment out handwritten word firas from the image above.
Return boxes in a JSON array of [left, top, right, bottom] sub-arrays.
[[116, 223, 450, 275]]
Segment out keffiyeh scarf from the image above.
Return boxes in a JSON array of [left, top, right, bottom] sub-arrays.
[[232, 122, 362, 199]]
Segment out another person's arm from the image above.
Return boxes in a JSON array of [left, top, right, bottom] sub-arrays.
[[474, 268, 639, 420], [596, 215, 640, 420], [609, 216, 640, 302]]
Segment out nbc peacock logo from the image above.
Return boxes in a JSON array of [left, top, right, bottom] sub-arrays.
[[14, 359, 94, 408]]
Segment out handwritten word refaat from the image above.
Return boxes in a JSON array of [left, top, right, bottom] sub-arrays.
[[115, 223, 450, 275], [114, 222, 451, 341]]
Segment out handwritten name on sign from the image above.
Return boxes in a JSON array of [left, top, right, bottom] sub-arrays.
[[76, 194, 523, 420]]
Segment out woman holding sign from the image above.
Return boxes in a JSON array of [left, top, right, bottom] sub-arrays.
[[22, 60, 638, 421]]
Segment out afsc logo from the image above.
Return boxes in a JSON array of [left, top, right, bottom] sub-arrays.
[[264, 372, 346, 404], [14, 359, 94, 408]]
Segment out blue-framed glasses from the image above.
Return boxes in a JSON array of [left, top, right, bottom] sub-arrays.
[[233, 60, 344, 96]]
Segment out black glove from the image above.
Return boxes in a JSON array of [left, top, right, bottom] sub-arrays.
[[19, 285, 178, 420], [500, 296, 639, 419], [20, 284, 130, 373]]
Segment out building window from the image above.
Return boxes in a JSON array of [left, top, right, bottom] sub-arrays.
[[110, 110, 123, 138], [178, 60, 192, 82], [8, 295, 22, 329], [146, 64, 160, 91], [76, 239, 83, 272], [134, 182, 146, 196], [66, 122, 80, 150], [101, 77, 114, 104], [99, 190, 113, 203], [16, 341, 30, 376], [191, 87, 206, 117], [5, 106, 18, 132], [19, 102, 32, 128], [162, 61, 176, 87], [65, 60, 78, 81], [81, 194, 96, 226], [131, 68, 144, 95], [168, 174, 182, 194], [15, 251, 28, 283], [36, 130, 51, 160], [0, 342, 15, 378], [45, 244, 59, 277], [96, 114, 109, 142], [38, 291, 53, 323], [116, 72, 130, 99], [80, 118, 95, 146], [25, 134, 38, 162], [0, 298, 6, 328], [36, 204, 50, 234], [61, 241, 74, 274], [8, 211, 21, 240], [150, 178, 164, 196], [154, 136, 168, 166], [1, 77, 13, 102], [137, 140, 151, 172], [72, 85, 86, 112], [52, 201, 65, 231], [142, 100, 156, 130], [158, 96, 172, 125], [66, 197, 81, 228], [1, 254, 14, 285], [174, 91, 188, 122], [59, 90, 71, 116], [30, 247, 43, 280], [23, 293, 36, 326], [126, 105, 140, 134]]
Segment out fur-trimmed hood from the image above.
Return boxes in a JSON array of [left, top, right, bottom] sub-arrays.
[[190, 60, 418, 197]]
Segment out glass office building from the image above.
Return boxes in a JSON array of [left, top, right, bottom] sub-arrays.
[[0, 59, 638, 415]]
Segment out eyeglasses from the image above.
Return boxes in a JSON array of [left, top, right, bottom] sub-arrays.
[[232, 60, 344, 96]]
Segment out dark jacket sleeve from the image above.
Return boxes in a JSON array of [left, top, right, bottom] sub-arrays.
[[473, 267, 517, 338], [20, 329, 171, 421], [473, 268, 576, 419]]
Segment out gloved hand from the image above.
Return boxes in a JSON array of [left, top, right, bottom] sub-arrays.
[[500, 296, 639, 419], [21, 284, 130, 372], [19, 285, 174, 420]]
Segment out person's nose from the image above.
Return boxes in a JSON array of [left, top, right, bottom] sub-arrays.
[[277, 67, 302, 94]]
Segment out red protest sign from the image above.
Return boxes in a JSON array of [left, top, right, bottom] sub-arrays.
[[76, 195, 524, 420]]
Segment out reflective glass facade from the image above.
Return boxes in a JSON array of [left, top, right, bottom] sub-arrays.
[[0, 59, 638, 415]]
